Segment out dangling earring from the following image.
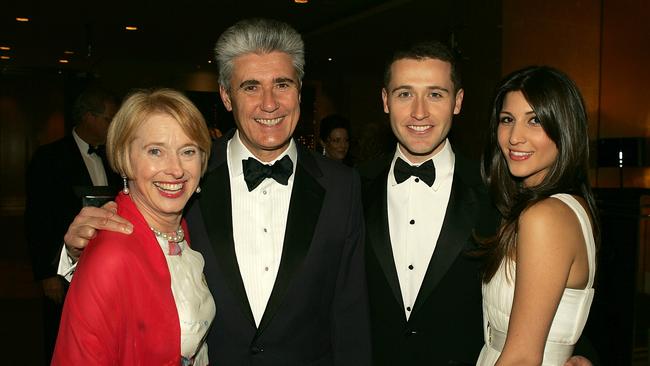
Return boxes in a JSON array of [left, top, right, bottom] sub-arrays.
[[195, 186, 201, 194], [121, 174, 130, 194]]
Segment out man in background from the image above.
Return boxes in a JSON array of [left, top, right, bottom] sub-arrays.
[[25, 87, 120, 364]]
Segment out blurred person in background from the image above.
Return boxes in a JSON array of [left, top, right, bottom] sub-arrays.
[[25, 86, 120, 364], [319, 114, 352, 165]]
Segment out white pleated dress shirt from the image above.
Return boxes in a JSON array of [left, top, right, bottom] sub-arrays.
[[387, 139, 455, 320], [72, 128, 108, 186], [57, 130, 110, 278], [227, 131, 297, 326]]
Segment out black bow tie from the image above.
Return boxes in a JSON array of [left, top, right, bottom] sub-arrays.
[[87, 145, 106, 156], [394, 157, 436, 187], [242, 155, 293, 192]]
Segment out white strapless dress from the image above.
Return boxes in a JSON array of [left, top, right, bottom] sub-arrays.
[[476, 194, 596, 365]]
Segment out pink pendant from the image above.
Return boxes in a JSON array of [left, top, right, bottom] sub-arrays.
[[168, 241, 182, 256]]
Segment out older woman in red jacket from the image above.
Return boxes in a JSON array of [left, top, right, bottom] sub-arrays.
[[52, 88, 215, 365]]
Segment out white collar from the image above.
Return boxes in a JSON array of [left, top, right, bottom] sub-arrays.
[[72, 128, 92, 155], [227, 130, 298, 177]]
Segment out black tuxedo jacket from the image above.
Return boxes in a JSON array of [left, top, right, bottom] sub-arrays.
[[25, 134, 120, 281], [360, 152, 498, 365], [185, 132, 371, 365]]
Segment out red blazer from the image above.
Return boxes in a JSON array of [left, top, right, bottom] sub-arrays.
[[52, 192, 189, 365]]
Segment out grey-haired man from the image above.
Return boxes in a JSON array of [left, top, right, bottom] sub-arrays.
[[59, 18, 371, 365]]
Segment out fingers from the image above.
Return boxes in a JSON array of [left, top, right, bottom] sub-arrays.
[[102, 200, 118, 213], [81, 204, 134, 231], [87, 204, 132, 228], [65, 244, 84, 261], [95, 210, 134, 233], [564, 356, 592, 366], [63, 202, 133, 253]]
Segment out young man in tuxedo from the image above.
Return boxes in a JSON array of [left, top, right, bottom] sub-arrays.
[[362, 42, 593, 366], [58, 19, 370, 365], [25, 87, 120, 364], [359, 41, 496, 365]]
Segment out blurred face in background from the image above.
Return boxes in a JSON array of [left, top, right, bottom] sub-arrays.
[[87, 100, 118, 145], [323, 128, 350, 161]]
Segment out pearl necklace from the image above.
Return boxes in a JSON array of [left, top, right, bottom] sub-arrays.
[[150, 226, 185, 243]]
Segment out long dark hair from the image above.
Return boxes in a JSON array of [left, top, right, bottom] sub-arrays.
[[480, 66, 599, 282]]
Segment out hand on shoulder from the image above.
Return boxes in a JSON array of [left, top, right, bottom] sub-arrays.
[[64, 201, 133, 259]]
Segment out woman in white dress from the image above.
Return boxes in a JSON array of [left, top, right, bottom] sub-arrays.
[[477, 66, 599, 366]]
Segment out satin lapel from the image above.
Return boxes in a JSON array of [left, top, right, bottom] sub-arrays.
[[412, 175, 479, 314], [364, 171, 404, 308], [257, 149, 325, 334], [200, 135, 256, 326]]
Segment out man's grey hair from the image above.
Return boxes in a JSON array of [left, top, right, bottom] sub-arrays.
[[215, 18, 305, 91]]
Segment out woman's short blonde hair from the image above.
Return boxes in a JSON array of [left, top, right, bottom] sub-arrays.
[[106, 88, 212, 178]]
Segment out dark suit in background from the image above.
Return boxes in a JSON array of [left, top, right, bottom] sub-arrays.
[[26, 135, 120, 280], [361, 153, 498, 365], [27, 87, 119, 363], [185, 133, 370, 365], [26, 132, 120, 364]]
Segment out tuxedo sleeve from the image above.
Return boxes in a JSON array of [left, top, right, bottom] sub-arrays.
[[25, 148, 65, 281], [331, 170, 372, 365]]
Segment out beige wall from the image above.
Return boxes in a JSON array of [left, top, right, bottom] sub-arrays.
[[502, 0, 650, 188], [598, 0, 650, 187], [502, 0, 601, 139]]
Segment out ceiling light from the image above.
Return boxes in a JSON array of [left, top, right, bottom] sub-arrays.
[[328, 57, 333, 61], [58, 59, 69, 64], [64, 50, 74, 55], [0, 46, 10, 51], [1, 56, 10, 60], [208, 60, 212, 64], [16, 17, 30, 22], [294, 0, 308, 3], [125, 26, 138, 31]]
